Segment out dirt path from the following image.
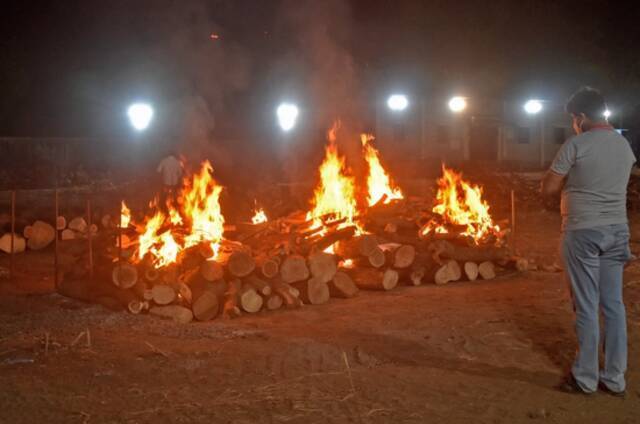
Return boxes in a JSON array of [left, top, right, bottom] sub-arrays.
[[1, 210, 639, 423]]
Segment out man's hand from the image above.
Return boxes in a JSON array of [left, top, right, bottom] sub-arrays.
[[540, 170, 565, 197]]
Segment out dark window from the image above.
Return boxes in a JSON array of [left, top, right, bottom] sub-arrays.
[[554, 127, 567, 144], [436, 125, 449, 145], [517, 127, 530, 144]]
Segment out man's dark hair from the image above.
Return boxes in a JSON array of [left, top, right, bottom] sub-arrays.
[[565, 87, 607, 120]]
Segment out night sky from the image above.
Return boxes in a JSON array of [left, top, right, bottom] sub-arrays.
[[2, 0, 639, 137]]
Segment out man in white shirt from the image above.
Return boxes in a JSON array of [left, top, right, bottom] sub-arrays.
[[157, 151, 183, 205]]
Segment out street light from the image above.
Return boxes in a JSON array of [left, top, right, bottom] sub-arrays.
[[387, 94, 409, 111], [276, 102, 299, 131], [604, 109, 612, 119], [524, 99, 543, 115], [127, 103, 154, 131], [448, 96, 467, 113]]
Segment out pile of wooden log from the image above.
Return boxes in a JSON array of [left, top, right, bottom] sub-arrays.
[[0, 212, 100, 255], [55, 195, 527, 324]]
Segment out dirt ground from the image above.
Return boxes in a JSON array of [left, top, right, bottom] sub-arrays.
[[1, 208, 640, 424]]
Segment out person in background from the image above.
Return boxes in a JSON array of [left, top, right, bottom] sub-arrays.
[[157, 150, 183, 206], [541, 87, 635, 397]]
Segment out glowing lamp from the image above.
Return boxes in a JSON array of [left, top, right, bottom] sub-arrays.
[[127, 103, 154, 131], [524, 100, 543, 115], [387, 94, 409, 111], [276, 103, 299, 131], [448, 96, 467, 113]]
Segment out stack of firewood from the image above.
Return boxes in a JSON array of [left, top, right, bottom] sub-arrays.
[[56, 196, 528, 324]]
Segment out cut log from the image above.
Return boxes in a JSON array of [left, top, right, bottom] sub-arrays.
[[429, 240, 509, 263], [272, 280, 302, 308], [23, 225, 33, 239], [409, 266, 426, 286], [265, 294, 283, 311], [56, 216, 67, 231], [61, 228, 76, 241], [238, 285, 264, 313], [498, 256, 529, 272], [354, 246, 386, 268], [227, 251, 256, 278], [308, 252, 338, 284], [144, 267, 160, 283], [161, 266, 179, 285], [149, 305, 193, 324], [433, 260, 462, 285], [200, 260, 224, 282], [222, 279, 242, 319], [243, 275, 272, 296], [334, 234, 379, 258], [349, 268, 399, 291], [292, 278, 330, 305], [257, 256, 280, 279], [68, 217, 88, 233], [392, 245, 416, 269], [128, 300, 148, 314], [192, 290, 220, 321], [399, 265, 426, 286], [328, 271, 359, 298], [111, 263, 138, 289], [280, 255, 310, 283], [464, 262, 479, 281], [307, 226, 356, 254], [27, 220, 55, 250], [151, 284, 176, 305], [0, 233, 26, 254], [478, 261, 496, 280]]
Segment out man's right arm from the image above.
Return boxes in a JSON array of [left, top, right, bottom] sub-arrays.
[[541, 138, 577, 197]]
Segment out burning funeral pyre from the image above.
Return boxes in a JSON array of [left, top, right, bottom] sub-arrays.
[[55, 127, 526, 324]]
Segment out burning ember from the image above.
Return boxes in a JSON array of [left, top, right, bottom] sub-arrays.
[[306, 123, 361, 232], [120, 201, 131, 228], [251, 206, 268, 224], [134, 160, 225, 268], [361, 134, 403, 206], [421, 165, 501, 244]]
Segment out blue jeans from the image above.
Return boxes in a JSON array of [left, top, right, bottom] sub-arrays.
[[561, 224, 630, 393]]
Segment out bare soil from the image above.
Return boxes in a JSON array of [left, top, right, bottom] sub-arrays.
[[1, 208, 640, 424]]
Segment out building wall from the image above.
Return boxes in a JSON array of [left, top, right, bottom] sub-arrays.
[[375, 98, 573, 168]]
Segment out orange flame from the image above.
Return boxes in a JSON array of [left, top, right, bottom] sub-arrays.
[[120, 201, 131, 228], [361, 134, 403, 206], [306, 123, 360, 232], [421, 165, 501, 243], [182, 160, 225, 257], [135, 161, 225, 268], [252, 207, 268, 224]]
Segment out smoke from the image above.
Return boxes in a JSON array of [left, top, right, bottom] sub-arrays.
[[275, 0, 367, 182], [148, 0, 251, 178]]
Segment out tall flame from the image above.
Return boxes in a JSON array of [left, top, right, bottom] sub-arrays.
[[306, 123, 360, 230], [135, 161, 225, 268], [361, 134, 403, 206], [182, 160, 225, 257], [421, 165, 500, 243]]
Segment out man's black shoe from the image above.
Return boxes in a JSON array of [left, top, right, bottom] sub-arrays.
[[598, 382, 626, 398], [557, 375, 593, 395]]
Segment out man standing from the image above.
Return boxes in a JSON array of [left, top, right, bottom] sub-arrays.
[[157, 150, 183, 205], [542, 87, 635, 396]]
